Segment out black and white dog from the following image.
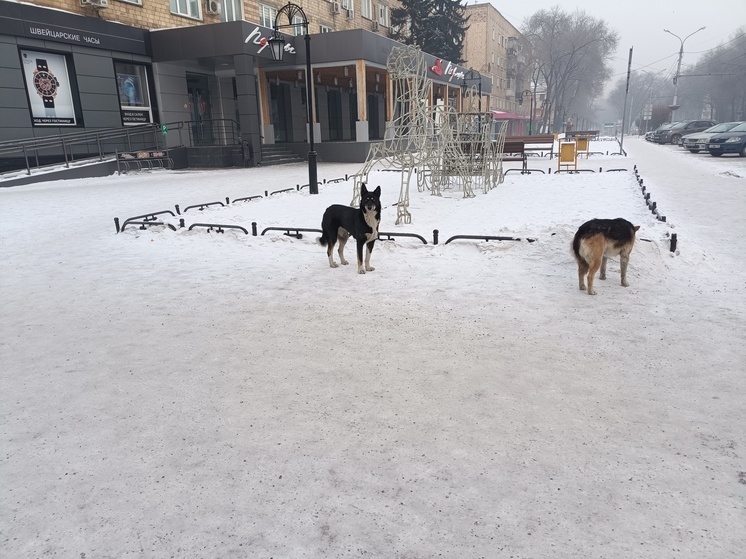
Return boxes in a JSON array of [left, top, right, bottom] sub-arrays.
[[319, 184, 381, 274]]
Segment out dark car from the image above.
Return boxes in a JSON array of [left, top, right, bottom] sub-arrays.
[[681, 122, 744, 153], [707, 122, 746, 157], [655, 120, 718, 144], [648, 123, 677, 142]]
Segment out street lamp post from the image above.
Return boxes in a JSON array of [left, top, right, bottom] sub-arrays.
[[460, 68, 483, 114], [268, 3, 317, 194], [663, 26, 705, 123], [519, 89, 534, 135]]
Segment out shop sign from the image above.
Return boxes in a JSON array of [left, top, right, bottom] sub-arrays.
[[429, 58, 465, 82], [244, 26, 296, 57]]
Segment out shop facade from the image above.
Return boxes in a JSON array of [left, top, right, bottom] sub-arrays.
[[1, 3, 491, 169], [0, 2, 153, 144]]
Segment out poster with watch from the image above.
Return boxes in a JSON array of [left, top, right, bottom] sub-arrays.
[[20, 49, 77, 126]]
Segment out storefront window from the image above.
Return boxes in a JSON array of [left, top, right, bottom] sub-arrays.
[[114, 62, 153, 125], [20, 49, 80, 127]]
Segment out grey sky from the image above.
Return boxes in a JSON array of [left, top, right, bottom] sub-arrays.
[[489, 1, 746, 89]]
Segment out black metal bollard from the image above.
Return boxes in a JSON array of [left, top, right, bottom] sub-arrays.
[[670, 233, 677, 252], [226, 197, 230, 205], [252, 222, 258, 236], [433, 229, 439, 245], [175, 204, 181, 215], [114, 217, 120, 234], [179, 218, 185, 228]]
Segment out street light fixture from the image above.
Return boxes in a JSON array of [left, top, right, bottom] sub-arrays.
[[268, 3, 317, 194], [663, 26, 706, 123]]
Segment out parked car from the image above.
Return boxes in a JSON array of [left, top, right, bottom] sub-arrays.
[[648, 123, 677, 142], [655, 120, 718, 144], [707, 122, 746, 157], [681, 122, 744, 153]]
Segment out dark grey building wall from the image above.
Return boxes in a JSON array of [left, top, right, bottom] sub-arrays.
[[0, 3, 154, 147], [0, 34, 31, 143], [0, 34, 135, 143]]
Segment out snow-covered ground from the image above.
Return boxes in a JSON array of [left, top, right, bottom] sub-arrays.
[[1, 138, 744, 558]]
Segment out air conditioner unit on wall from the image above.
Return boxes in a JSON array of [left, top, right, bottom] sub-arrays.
[[331, 2, 340, 14], [81, 0, 110, 8], [205, 0, 221, 15], [371, 21, 379, 32], [346, 9, 354, 19]]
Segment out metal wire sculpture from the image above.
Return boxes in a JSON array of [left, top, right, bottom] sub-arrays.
[[351, 46, 507, 225]]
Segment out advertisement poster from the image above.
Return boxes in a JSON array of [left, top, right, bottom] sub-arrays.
[[20, 49, 77, 126], [115, 62, 153, 125]]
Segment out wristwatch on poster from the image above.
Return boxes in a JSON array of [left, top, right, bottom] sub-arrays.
[[123, 76, 138, 105], [33, 59, 59, 116]]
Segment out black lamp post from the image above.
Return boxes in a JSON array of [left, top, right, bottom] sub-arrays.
[[519, 89, 534, 135], [267, 3, 317, 194], [461, 68, 483, 135], [460, 68, 483, 114]]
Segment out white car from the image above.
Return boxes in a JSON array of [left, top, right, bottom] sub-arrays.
[[681, 122, 744, 153]]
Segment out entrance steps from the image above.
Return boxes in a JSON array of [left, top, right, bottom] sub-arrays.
[[261, 144, 305, 166]]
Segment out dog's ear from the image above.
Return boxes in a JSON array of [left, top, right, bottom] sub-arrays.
[[634, 225, 640, 232], [361, 183, 368, 195], [372, 186, 381, 197]]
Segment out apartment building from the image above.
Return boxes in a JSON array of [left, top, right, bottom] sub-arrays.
[[463, 3, 530, 133], [0, 0, 492, 166]]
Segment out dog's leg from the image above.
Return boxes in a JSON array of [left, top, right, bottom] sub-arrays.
[[356, 239, 366, 274], [620, 250, 631, 287], [586, 257, 601, 295], [577, 260, 589, 291], [325, 232, 339, 268], [327, 242, 339, 268], [337, 228, 350, 265], [600, 256, 608, 280], [364, 240, 376, 272], [580, 236, 605, 295]]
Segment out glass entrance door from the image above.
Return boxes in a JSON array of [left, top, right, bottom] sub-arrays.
[[186, 73, 213, 145]]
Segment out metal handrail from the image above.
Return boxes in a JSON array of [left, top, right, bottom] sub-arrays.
[[0, 119, 242, 177], [0, 124, 163, 176]]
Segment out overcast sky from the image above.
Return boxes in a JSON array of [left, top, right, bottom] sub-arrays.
[[491, 1, 746, 88]]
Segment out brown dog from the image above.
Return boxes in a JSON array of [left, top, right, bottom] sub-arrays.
[[572, 218, 640, 295]]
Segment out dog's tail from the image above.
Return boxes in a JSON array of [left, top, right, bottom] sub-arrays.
[[318, 235, 327, 246], [571, 233, 585, 264]]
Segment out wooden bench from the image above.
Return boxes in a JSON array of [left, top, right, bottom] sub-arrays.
[[507, 134, 556, 158], [499, 140, 527, 175], [565, 130, 599, 140], [496, 135, 555, 174]]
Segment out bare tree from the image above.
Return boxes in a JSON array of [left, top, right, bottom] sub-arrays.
[[606, 70, 673, 132], [522, 7, 618, 132], [688, 28, 746, 121], [605, 27, 745, 127]]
